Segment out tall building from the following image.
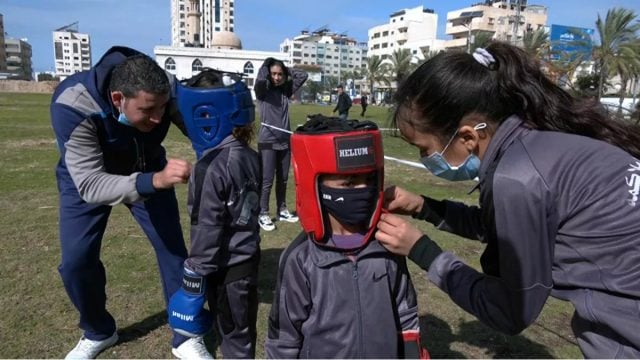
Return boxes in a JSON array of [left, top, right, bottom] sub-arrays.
[[52, 22, 91, 80], [0, 14, 7, 72], [5, 37, 33, 80], [446, 0, 547, 51], [279, 27, 367, 83], [171, 0, 235, 48], [368, 5, 444, 62]]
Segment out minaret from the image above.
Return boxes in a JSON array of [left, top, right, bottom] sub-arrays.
[[187, 0, 202, 46]]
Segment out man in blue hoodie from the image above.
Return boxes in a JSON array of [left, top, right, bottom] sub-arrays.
[[51, 47, 211, 359]]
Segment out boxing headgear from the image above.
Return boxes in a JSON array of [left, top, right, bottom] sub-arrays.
[[176, 69, 255, 158], [291, 115, 384, 245]]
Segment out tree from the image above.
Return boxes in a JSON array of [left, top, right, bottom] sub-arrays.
[[471, 31, 495, 52], [389, 48, 416, 84], [37, 73, 56, 82], [593, 7, 640, 100], [574, 73, 602, 98], [522, 28, 549, 59], [301, 80, 323, 103], [362, 55, 388, 103]]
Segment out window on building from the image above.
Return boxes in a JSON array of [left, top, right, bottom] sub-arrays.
[[382, 43, 388, 48], [192, 59, 203, 72], [244, 77, 254, 87], [165, 58, 176, 71], [382, 31, 389, 36], [243, 61, 254, 75]]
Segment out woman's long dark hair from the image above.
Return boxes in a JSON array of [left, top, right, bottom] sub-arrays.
[[393, 41, 640, 158]]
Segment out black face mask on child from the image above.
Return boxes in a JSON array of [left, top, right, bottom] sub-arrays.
[[319, 185, 377, 227]]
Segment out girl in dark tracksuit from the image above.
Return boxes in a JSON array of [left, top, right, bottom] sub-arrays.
[[266, 117, 428, 359], [254, 58, 308, 231], [376, 42, 640, 358], [172, 71, 261, 359]]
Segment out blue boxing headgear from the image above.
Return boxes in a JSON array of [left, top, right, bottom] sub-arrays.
[[176, 69, 255, 158]]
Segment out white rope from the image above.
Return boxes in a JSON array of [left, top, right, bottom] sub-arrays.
[[261, 123, 293, 134], [383, 155, 425, 169]]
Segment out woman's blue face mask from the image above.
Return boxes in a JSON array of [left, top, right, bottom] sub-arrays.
[[420, 123, 486, 182]]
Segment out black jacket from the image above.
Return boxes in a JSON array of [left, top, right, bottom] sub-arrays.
[[333, 92, 352, 115]]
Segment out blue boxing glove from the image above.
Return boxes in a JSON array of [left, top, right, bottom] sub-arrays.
[[168, 267, 213, 337]]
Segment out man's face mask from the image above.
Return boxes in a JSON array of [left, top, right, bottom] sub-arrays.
[[420, 123, 486, 181], [117, 97, 133, 127], [319, 184, 377, 227]]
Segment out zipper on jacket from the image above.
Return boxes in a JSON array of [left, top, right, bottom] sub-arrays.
[[352, 262, 364, 357], [133, 137, 146, 171]]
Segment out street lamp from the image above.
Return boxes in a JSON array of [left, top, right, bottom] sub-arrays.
[[458, 11, 483, 53]]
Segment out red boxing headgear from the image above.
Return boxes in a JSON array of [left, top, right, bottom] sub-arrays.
[[291, 115, 384, 244]]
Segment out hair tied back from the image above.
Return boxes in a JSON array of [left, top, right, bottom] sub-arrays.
[[472, 48, 497, 70]]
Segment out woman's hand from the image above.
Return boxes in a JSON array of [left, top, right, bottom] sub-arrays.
[[383, 185, 424, 216], [375, 213, 424, 256]]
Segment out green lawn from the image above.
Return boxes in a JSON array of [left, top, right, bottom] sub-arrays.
[[0, 93, 581, 358]]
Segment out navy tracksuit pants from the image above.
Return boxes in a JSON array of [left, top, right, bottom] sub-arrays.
[[57, 182, 189, 348]]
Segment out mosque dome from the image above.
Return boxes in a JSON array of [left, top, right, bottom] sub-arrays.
[[211, 31, 242, 50]]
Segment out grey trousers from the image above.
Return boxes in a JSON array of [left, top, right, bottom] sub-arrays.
[[206, 257, 259, 359], [259, 145, 291, 215]]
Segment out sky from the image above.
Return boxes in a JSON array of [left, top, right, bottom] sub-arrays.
[[3, 0, 640, 72]]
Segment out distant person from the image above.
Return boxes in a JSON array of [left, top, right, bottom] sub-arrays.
[[50, 47, 205, 358], [376, 43, 640, 358], [360, 93, 368, 117], [168, 69, 261, 359], [265, 116, 428, 359], [332, 84, 352, 120], [254, 58, 308, 232]]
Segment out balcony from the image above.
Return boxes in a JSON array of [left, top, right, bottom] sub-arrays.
[[444, 38, 468, 49]]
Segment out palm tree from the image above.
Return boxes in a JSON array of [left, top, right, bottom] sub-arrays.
[[609, 40, 640, 112], [389, 48, 416, 84], [470, 31, 495, 52], [363, 55, 387, 104], [522, 28, 549, 59], [593, 7, 640, 100]]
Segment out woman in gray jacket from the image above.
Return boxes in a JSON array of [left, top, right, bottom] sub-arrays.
[[376, 42, 640, 358], [254, 58, 308, 231]]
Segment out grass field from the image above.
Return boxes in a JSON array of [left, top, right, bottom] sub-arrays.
[[0, 92, 582, 358]]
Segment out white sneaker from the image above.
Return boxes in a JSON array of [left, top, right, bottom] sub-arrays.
[[278, 209, 299, 223], [65, 332, 118, 359], [172, 337, 213, 359], [258, 214, 276, 231]]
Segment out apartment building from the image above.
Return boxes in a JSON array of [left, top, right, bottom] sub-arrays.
[[279, 27, 367, 82], [368, 5, 444, 62], [446, 0, 547, 51], [171, 0, 235, 48], [0, 14, 7, 72], [52, 24, 91, 80], [5, 37, 33, 80]]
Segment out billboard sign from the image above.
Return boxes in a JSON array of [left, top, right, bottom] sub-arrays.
[[549, 24, 594, 62]]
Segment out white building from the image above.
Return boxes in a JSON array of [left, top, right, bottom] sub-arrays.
[[171, 0, 235, 48], [368, 5, 444, 62], [155, 32, 288, 96], [279, 27, 367, 84], [52, 23, 91, 80], [446, 0, 547, 51]]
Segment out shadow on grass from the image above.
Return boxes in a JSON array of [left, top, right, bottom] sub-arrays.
[[117, 311, 167, 344], [421, 314, 553, 359], [116, 310, 220, 354]]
